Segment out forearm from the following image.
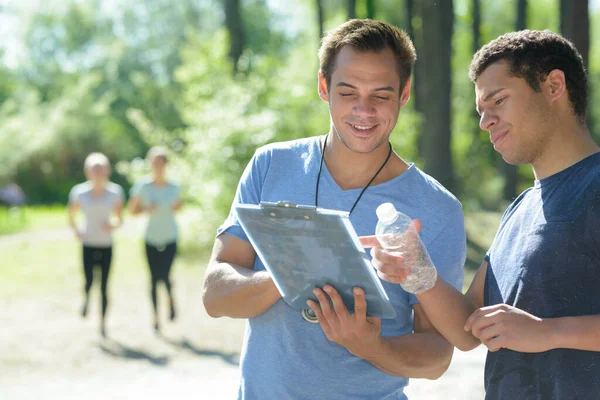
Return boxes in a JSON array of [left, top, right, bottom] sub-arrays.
[[202, 262, 281, 319], [546, 315, 600, 351], [68, 211, 79, 233], [416, 279, 481, 351], [361, 331, 453, 379]]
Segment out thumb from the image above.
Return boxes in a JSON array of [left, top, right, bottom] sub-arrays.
[[410, 219, 422, 234], [359, 235, 381, 248]]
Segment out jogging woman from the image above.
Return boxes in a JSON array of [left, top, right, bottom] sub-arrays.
[[68, 152, 124, 337], [129, 146, 182, 333]]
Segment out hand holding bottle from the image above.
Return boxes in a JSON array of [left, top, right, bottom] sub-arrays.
[[365, 203, 437, 294]]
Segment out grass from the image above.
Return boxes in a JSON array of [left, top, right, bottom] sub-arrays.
[[0, 205, 69, 235]]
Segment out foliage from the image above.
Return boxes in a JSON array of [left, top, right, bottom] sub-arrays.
[[0, 0, 599, 238]]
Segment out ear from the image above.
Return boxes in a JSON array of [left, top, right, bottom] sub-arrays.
[[399, 79, 411, 108], [544, 69, 567, 103], [318, 71, 329, 103]]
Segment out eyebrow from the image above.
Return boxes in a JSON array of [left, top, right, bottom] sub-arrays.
[[476, 87, 506, 114], [336, 81, 396, 92]]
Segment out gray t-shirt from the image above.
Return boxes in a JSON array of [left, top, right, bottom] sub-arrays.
[[69, 181, 124, 247]]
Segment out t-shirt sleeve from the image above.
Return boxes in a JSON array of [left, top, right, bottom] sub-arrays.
[[410, 203, 466, 305], [115, 184, 125, 204], [68, 185, 80, 205], [216, 147, 271, 242], [130, 181, 144, 198]]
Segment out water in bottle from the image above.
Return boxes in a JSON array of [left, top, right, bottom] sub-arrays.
[[374, 202, 437, 294]]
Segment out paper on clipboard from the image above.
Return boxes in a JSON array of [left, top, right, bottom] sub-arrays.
[[235, 201, 396, 319]]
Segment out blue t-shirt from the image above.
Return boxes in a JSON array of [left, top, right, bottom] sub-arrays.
[[483, 152, 600, 400], [218, 136, 466, 400], [130, 177, 180, 246]]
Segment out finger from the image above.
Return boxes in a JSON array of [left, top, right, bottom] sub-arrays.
[[470, 310, 505, 338], [411, 219, 422, 233], [372, 261, 411, 279], [306, 300, 332, 334], [377, 270, 409, 284], [323, 285, 348, 319], [313, 288, 336, 320], [464, 305, 503, 331], [477, 322, 502, 343], [353, 287, 367, 320], [359, 236, 381, 248], [482, 334, 505, 352], [370, 247, 406, 266]]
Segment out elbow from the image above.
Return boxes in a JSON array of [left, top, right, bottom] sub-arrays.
[[422, 356, 452, 380], [202, 290, 223, 319], [455, 336, 481, 353]]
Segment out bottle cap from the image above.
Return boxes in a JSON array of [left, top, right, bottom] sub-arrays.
[[376, 202, 397, 223]]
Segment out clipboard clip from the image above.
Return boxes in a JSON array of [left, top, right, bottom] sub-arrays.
[[260, 201, 317, 219]]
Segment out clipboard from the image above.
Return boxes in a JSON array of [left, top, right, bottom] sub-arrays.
[[235, 201, 396, 319]]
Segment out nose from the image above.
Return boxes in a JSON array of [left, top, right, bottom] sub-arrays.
[[479, 110, 499, 131], [353, 97, 376, 117]]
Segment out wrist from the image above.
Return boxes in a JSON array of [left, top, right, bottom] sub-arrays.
[[353, 335, 386, 360], [542, 317, 563, 351]]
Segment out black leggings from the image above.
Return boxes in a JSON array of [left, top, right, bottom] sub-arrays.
[[82, 245, 112, 317], [145, 242, 177, 314]]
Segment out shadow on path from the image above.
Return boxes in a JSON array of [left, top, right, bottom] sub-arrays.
[[99, 339, 170, 367], [160, 336, 239, 366]]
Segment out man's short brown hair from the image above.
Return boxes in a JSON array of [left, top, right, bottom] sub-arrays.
[[318, 19, 416, 93]]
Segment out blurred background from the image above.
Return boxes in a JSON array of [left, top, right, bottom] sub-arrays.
[[0, 0, 598, 399]]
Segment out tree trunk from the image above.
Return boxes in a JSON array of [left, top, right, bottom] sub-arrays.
[[405, 0, 421, 115], [366, 0, 375, 19], [500, 0, 528, 201], [347, 0, 356, 19], [316, 0, 325, 39], [223, 0, 245, 72], [516, 0, 527, 30], [418, 0, 455, 193], [471, 0, 481, 140], [560, 0, 589, 70]]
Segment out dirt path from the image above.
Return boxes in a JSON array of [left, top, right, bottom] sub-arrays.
[[0, 225, 486, 399]]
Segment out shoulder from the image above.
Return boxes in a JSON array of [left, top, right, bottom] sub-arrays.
[[106, 182, 124, 196], [70, 181, 91, 197], [408, 166, 463, 216], [167, 181, 181, 192], [131, 176, 152, 192], [254, 137, 320, 160]]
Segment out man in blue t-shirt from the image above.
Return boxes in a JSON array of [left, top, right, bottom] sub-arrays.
[[365, 30, 600, 399], [202, 19, 466, 400]]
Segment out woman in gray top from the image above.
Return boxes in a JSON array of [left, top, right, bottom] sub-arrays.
[[68, 152, 124, 338], [129, 146, 182, 333]]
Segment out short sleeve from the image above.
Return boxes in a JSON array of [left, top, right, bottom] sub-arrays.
[[68, 185, 80, 205], [115, 184, 125, 204], [217, 147, 271, 242], [409, 203, 466, 305], [130, 181, 145, 197]]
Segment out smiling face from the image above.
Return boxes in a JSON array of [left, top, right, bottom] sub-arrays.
[[476, 61, 553, 165], [318, 46, 410, 154]]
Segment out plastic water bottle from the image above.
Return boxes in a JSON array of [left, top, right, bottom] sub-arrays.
[[375, 203, 437, 294]]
